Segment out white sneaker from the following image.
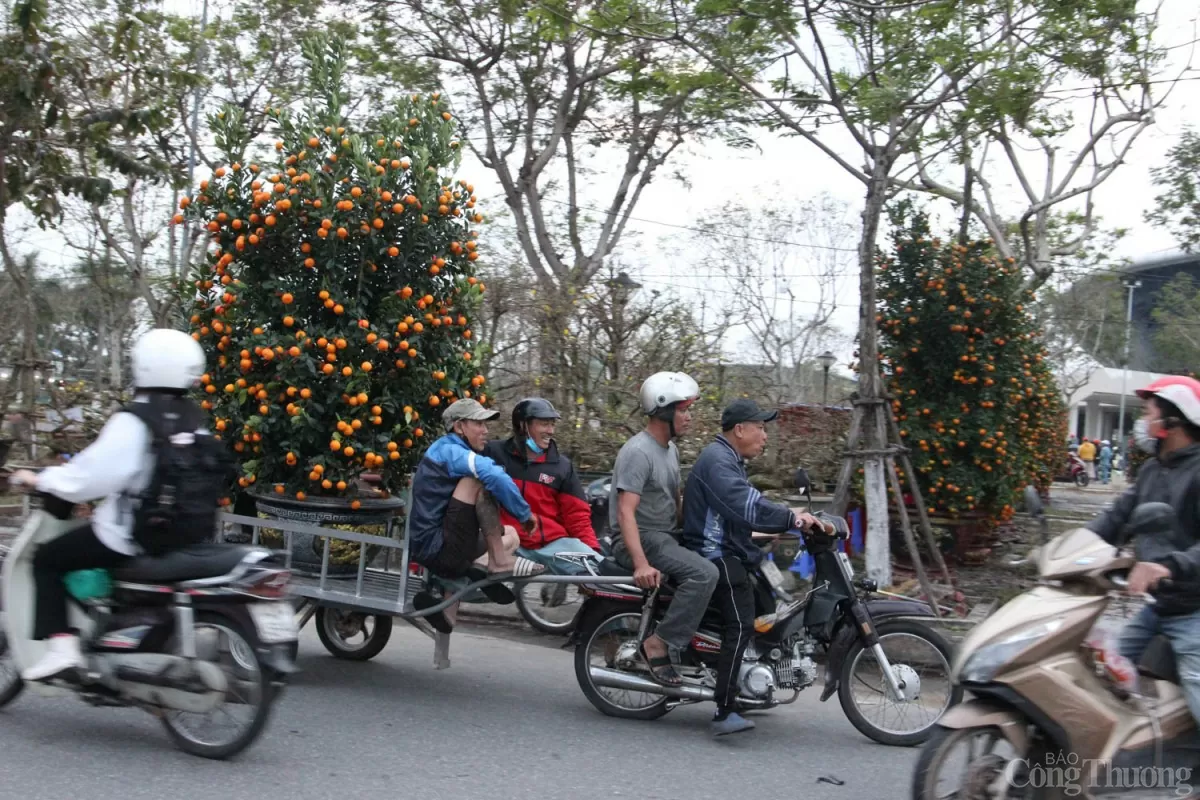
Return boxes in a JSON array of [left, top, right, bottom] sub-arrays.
[[21, 635, 84, 682]]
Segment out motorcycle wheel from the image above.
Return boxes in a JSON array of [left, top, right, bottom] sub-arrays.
[[315, 607, 392, 661], [160, 612, 273, 760], [838, 619, 961, 747], [574, 608, 669, 721], [0, 617, 24, 708], [1074, 471, 1089, 488], [912, 725, 1066, 799], [515, 581, 582, 635]]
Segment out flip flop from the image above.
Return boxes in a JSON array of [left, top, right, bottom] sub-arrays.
[[640, 644, 683, 687], [413, 591, 454, 634], [492, 556, 546, 579], [463, 566, 517, 605]]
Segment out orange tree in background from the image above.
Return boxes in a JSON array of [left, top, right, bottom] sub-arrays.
[[877, 207, 1064, 524], [180, 36, 487, 505]]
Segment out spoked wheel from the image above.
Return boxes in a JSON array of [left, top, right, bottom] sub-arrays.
[[160, 613, 272, 760], [912, 725, 1036, 800], [515, 581, 583, 635], [838, 620, 961, 746], [0, 615, 24, 708], [574, 610, 668, 721], [1074, 471, 1089, 487], [315, 607, 392, 661]]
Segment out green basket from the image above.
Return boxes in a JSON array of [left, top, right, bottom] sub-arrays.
[[65, 569, 113, 602]]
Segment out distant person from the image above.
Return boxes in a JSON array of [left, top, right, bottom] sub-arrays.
[[1098, 440, 1114, 485], [1078, 438, 1097, 479]]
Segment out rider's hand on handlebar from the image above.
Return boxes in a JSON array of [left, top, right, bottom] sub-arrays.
[[633, 563, 661, 590], [792, 510, 835, 535], [8, 469, 38, 492], [1127, 561, 1172, 595]]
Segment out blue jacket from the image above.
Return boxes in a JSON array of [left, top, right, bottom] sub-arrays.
[[408, 433, 532, 563], [681, 435, 795, 565]]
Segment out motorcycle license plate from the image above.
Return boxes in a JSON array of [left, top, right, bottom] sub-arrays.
[[760, 560, 786, 591], [249, 602, 299, 643]]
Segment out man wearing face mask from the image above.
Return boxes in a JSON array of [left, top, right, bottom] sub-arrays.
[[485, 398, 601, 573], [1087, 376, 1200, 720]]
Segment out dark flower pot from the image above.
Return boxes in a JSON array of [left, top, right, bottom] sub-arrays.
[[252, 491, 405, 578]]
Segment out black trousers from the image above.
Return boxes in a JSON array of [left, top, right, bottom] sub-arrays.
[[33, 525, 131, 640], [712, 556, 757, 715]]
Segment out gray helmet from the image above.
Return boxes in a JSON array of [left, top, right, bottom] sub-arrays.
[[512, 397, 561, 438]]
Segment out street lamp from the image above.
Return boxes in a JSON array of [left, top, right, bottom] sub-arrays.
[[609, 271, 642, 303], [817, 350, 836, 406]]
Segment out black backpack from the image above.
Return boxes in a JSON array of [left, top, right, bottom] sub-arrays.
[[124, 396, 232, 557]]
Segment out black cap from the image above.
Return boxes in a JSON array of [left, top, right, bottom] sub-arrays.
[[721, 399, 779, 431]]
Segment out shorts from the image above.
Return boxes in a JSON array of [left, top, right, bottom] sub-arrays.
[[425, 498, 487, 577]]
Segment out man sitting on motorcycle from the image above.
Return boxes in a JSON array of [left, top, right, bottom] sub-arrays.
[[9, 329, 207, 683], [484, 398, 601, 574], [610, 372, 718, 688], [1088, 376, 1200, 720], [681, 398, 830, 736], [407, 398, 545, 634]]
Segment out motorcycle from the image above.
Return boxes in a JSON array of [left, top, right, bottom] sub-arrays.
[[572, 469, 961, 746], [912, 487, 1200, 799], [514, 475, 612, 636], [1056, 452, 1090, 488], [0, 492, 297, 759]]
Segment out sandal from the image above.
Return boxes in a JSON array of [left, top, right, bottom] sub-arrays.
[[640, 644, 683, 687], [413, 591, 454, 634], [463, 566, 517, 605]]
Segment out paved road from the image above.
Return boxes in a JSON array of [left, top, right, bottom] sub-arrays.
[[0, 623, 921, 800]]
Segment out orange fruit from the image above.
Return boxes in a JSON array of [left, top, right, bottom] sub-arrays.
[[350, 500, 362, 510], [343, 446, 355, 457], [361, 361, 373, 372], [274, 484, 285, 495], [323, 363, 335, 375], [388, 246, 399, 257], [414, 428, 424, 438], [300, 388, 312, 399], [429, 395, 440, 407], [333, 304, 344, 315]]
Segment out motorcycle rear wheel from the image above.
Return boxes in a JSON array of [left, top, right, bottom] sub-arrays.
[[912, 724, 1066, 799], [160, 612, 273, 760], [574, 609, 669, 721]]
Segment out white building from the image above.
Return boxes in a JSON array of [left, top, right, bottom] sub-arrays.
[[1072, 367, 1165, 442]]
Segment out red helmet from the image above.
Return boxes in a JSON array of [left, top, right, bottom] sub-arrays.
[[1137, 376, 1200, 428]]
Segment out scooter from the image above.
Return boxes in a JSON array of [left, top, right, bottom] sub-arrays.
[[0, 491, 298, 759], [1056, 453, 1090, 487], [912, 487, 1200, 799]]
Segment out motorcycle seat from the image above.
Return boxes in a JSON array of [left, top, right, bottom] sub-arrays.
[[1137, 635, 1180, 684], [113, 544, 258, 584]]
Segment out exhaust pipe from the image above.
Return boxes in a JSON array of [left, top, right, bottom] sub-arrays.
[[589, 666, 715, 701]]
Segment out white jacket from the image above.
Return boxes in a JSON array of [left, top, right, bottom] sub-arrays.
[[35, 400, 154, 556]]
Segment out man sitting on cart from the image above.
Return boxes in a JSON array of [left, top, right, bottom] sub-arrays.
[[485, 398, 601, 575], [408, 398, 546, 633]]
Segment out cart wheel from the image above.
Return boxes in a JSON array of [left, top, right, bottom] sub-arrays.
[[315, 607, 393, 661]]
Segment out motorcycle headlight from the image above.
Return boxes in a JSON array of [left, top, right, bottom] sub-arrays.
[[958, 617, 1064, 684]]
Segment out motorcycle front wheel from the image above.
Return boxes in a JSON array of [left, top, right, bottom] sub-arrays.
[[838, 619, 961, 746], [160, 612, 274, 759], [574, 608, 669, 721], [0, 616, 23, 708], [912, 724, 1068, 799], [515, 581, 583, 635]]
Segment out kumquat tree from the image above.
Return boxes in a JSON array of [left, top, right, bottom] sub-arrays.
[[181, 36, 488, 506], [877, 207, 1064, 525]]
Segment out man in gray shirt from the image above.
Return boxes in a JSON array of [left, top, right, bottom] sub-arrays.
[[610, 372, 718, 686]]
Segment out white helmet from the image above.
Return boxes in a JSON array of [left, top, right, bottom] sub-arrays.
[[640, 371, 700, 418], [132, 329, 206, 391]]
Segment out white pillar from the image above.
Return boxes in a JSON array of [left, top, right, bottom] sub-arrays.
[[1084, 397, 1101, 440]]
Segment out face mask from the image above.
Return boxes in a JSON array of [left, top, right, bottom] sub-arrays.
[[525, 436, 545, 455], [1133, 418, 1160, 454]]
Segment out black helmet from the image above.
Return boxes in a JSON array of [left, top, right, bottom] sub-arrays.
[[512, 397, 561, 438]]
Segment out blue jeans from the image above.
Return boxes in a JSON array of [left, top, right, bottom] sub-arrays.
[[1119, 604, 1200, 721], [1098, 461, 1112, 483], [518, 537, 599, 575]]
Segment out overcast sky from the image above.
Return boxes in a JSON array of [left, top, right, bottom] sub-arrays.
[[8, 0, 1197, 375]]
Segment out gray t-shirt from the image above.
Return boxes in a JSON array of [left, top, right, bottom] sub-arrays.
[[609, 431, 680, 538]]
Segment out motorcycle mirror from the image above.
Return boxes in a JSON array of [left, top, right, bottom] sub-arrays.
[[1023, 485, 1044, 518], [1125, 502, 1177, 539], [793, 467, 812, 496]]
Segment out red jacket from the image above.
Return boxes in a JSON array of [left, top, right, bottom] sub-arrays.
[[483, 437, 598, 550]]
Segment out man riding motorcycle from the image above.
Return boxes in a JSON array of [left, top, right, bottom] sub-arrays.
[[610, 371, 718, 688], [484, 398, 601, 574], [1087, 375, 1200, 721], [681, 398, 830, 736]]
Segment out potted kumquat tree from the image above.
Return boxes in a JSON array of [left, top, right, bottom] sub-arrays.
[[180, 36, 488, 573]]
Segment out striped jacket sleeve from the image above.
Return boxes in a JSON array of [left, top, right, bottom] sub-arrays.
[[693, 451, 794, 534]]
